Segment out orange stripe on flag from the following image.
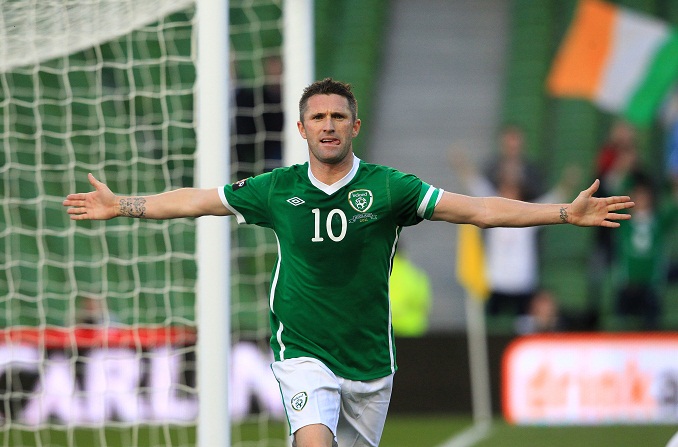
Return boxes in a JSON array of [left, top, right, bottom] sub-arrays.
[[546, 0, 617, 98], [455, 224, 489, 301]]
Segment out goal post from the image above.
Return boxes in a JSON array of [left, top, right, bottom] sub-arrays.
[[198, 1, 315, 443], [195, 0, 230, 446], [282, 0, 314, 167], [1, 0, 314, 445]]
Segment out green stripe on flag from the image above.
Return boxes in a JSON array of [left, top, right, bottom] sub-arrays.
[[625, 30, 678, 126]]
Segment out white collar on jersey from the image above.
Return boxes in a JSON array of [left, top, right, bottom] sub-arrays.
[[307, 154, 361, 195]]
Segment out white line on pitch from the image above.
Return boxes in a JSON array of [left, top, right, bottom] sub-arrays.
[[434, 421, 492, 447]]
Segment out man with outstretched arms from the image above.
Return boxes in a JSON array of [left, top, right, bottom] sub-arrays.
[[222, 154, 442, 382], [65, 78, 634, 447]]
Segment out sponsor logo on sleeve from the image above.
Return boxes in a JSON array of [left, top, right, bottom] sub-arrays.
[[232, 179, 248, 191]]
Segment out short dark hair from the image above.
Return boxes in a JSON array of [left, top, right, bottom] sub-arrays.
[[298, 78, 358, 122]]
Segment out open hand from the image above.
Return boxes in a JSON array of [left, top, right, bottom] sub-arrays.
[[566, 179, 634, 227], [63, 173, 118, 220]]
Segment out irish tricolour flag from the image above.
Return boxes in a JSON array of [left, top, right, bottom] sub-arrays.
[[547, 0, 678, 126]]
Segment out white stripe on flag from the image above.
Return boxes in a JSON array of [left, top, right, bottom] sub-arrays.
[[597, 11, 669, 111]]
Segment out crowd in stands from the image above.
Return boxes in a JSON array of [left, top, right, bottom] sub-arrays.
[[591, 121, 678, 331], [453, 121, 678, 334]]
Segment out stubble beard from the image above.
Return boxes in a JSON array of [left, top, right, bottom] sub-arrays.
[[310, 143, 352, 165]]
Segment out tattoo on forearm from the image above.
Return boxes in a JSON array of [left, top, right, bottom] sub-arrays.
[[119, 198, 147, 218], [559, 206, 568, 224]]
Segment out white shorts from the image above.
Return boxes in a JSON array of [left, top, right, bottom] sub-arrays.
[[271, 357, 394, 447]]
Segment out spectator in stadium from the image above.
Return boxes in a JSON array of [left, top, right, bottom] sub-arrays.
[[595, 121, 639, 198], [388, 245, 432, 337], [233, 54, 284, 179], [592, 120, 641, 261], [450, 144, 580, 319], [483, 124, 545, 202], [75, 294, 118, 326], [64, 78, 634, 447], [514, 289, 569, 334], [611, 173, 678, 330], [587, 121, 641, 324]]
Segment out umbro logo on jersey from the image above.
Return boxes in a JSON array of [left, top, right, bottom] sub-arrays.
[[287, 197, 305, 206]]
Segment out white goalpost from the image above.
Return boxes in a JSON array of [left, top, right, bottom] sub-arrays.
[[0, 0, 312, 446], [195, 1, 230, 446], [282, 0, 314, 167]]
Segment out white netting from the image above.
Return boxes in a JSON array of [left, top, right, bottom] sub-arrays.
[[0, 0, 194, 73], [0, 0, 289, 444], [0, 0, 200, 444], [229, 1, 287, 445]]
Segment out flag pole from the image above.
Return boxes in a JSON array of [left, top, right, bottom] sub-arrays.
[[454, 224, 493, 428], [440, 225, 493, 447], [464, 291, 492, 428]]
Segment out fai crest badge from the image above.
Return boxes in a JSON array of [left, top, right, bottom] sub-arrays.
[[348, 189, 373, 212], [291, 391, 308, 411]]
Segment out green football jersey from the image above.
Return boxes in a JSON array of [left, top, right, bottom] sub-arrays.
[[220, 156, 443, 380]]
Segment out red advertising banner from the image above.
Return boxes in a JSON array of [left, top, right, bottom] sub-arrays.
[[0, 326, 284, 425], [503, 333, 678, 425], [0, 326, 198, 425]]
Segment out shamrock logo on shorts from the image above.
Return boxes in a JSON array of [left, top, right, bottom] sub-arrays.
[[291, 391, 308, 411]]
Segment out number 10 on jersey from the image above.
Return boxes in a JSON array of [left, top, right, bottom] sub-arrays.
[[311, 208, 347, 242]]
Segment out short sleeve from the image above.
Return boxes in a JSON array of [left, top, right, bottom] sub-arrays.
[[220, 173, 273, 228], [417, 181, 444, 220], [389, 169, 443, 226]]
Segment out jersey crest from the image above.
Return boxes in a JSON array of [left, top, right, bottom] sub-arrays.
[[348, 189, 373, 212]]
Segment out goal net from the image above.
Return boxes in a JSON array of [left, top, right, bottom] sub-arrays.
[[0, 0, 287, 445]]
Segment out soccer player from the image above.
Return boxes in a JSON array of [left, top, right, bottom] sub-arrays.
[[64, 78, 634, 447]]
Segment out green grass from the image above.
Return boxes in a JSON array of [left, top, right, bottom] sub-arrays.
[[475, 420, 678, 447], [0, 425, 196, 447], [1, 416, 676, 447], [381, 414, 473, 446], [385, 415, 678, 447]]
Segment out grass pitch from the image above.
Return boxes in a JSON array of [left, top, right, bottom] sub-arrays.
[[1, 415, 676, 446], [382, 415, 677, 447]]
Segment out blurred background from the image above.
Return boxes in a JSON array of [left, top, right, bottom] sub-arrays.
[[232, 0, 678, 338], [2, 0, 678, 446]]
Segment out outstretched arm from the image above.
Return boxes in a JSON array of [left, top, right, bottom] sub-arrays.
[[431, 179, 634, 228], [63, 173, 232, 220]]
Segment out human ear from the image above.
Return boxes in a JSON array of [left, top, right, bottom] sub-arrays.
[[297, 120, 307, 139]]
